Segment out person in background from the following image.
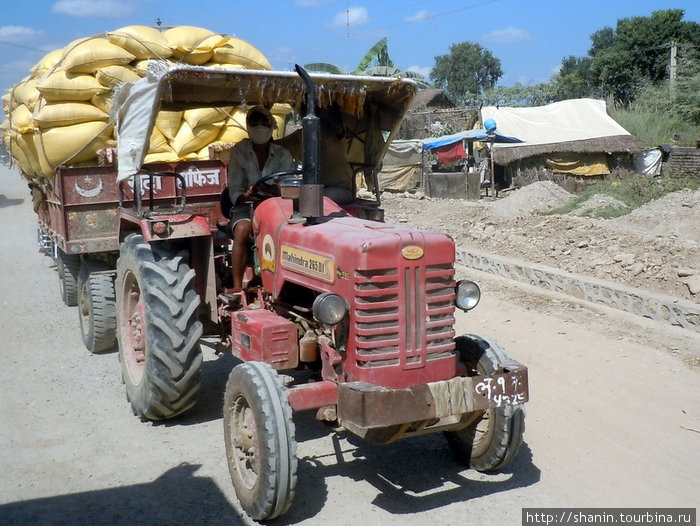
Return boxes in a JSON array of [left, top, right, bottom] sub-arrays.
[[227, 105, 296, 289]]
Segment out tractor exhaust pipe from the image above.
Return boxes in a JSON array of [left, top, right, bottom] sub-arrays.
[[294, 64, 323, 220]]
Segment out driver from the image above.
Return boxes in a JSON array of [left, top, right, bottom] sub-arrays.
[[227, 105, 296, 289]]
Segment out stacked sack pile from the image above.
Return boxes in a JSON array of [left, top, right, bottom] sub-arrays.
[[1, 25, 284, 180]]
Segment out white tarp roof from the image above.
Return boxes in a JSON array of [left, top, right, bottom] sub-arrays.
[[480, 98, 632, 146], [480, 98, 645, 165]]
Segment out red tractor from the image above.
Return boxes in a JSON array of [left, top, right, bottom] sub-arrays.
[[39, 64, 528, 521]]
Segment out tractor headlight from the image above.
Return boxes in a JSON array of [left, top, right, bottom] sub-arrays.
[[455, 280, 481, 311], [312, 293, 348, 325]]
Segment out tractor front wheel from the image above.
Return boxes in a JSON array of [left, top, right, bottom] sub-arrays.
[[223, 361, 297, 521], [444, 334, 525, 472], [115, 234, 203, 420]]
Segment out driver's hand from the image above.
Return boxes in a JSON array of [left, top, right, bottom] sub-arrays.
[[242, 185, 254, 199]]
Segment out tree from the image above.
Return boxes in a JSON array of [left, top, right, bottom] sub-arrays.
[[569, 9, 700, 103], [430, 42, 502, 101], [553, 56, 595, 100]]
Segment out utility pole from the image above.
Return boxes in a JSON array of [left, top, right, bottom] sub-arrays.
[[669, 41, 677, 100]]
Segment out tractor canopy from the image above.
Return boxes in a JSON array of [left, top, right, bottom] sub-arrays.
[[112, 62, 417, 182]]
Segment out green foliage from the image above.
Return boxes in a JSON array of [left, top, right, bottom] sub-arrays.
[[552, 9, 700, 104], [548, 177, 700, 218], [305, 38, 432, 87], [430, 42, 502, 100], [480, 82, 557, 106], [304, 63, 346, 75], [354, 37, 394, 74]]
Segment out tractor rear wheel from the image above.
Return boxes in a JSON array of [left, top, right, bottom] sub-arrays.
[[444, 334, 525, 472], [57, 250, 80, 307], [115, 234, 203, 420], [78, 260, 117, 353], [223, 362, 297, 521]]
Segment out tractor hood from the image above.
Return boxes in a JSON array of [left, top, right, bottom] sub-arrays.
[[254, 197, 455, 295]]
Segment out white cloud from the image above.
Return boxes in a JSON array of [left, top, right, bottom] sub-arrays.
[[51, 0, 136, 17], [266, 46, 297, 70], [330, 7, 369, 28], [482, 26, 532, 44], [404, 10, 431, 24], [0, 26, 43, 43], [407, 65, 431, 78]]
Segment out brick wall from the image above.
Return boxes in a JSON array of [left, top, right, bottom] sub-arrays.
[[667, 147, 700, 178]]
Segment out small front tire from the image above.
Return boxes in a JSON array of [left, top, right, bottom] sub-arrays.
[[223, 362, 297, 521], [444, 334, 525, 472]]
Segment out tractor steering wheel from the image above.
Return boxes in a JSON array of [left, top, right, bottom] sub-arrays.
[[248, 169, 302, 200]]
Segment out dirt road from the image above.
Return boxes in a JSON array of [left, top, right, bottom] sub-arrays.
[[0, 165, 698, 526]]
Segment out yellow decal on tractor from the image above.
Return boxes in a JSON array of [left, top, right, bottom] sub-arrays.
[[281, 245, 335, 282]]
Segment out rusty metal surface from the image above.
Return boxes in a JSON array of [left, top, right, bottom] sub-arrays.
[[337, 360, 528, 430], [36, 161, 227, 255]]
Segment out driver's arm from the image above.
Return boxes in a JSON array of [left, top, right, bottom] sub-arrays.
[[227, 144, 252, 206]]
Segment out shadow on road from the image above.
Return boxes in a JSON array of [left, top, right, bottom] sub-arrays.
[[0, 194, 24, 208], [0, 464, 246, 526], [278, 422, 540, 525]]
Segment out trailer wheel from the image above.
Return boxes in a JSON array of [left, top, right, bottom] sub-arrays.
[[57, 250, 80, 307], [77, 260, 116, 353], [223, 362, 297, 521], [444, 334, 525, 472], [115, 234, 203, 420]]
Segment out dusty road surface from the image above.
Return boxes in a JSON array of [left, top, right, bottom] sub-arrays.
[[0, 164, 698, 526]]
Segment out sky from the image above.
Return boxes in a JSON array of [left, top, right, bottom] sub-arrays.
[[1, 0, 698, 99]]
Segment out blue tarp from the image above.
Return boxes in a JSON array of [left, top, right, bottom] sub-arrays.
[[423, 129, 523, 151]]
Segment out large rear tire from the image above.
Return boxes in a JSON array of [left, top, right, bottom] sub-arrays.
[[78, 260, 117, 353], [223, 362, 297, 521], [57, 250, 80, 307], [444, 334, 525, 472], [115, 234, 203, 420]]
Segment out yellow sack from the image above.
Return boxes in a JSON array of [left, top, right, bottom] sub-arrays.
[[171, 121, 223, 156], [107, 25, 173, 60], [33, 102, 109, 129], [211, 37, 272, 70], [182, 107, 232, 129], [95, 64, 142, 88], [148, 126, 171, 154], [61, 38, 135, 74], [155, 110, 183, 140], [36, 121, 114, 168], [10, 104, 35, 133], [144, 149, 179, 164], [5, 132, 37, 176], [37, 71, 108, 102], [164, 26, 227, 65], [91, 91, 113, 114], [2, 92, 11, 112], [32, 48, 65, 76], [217, 111, 248, 143], [12, 78, 41, 111]]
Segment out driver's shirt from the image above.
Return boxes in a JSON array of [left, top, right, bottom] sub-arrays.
[[227, 138, 296, 206]]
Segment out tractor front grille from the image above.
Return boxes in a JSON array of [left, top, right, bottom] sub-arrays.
[[353, 264, 456, 369]]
